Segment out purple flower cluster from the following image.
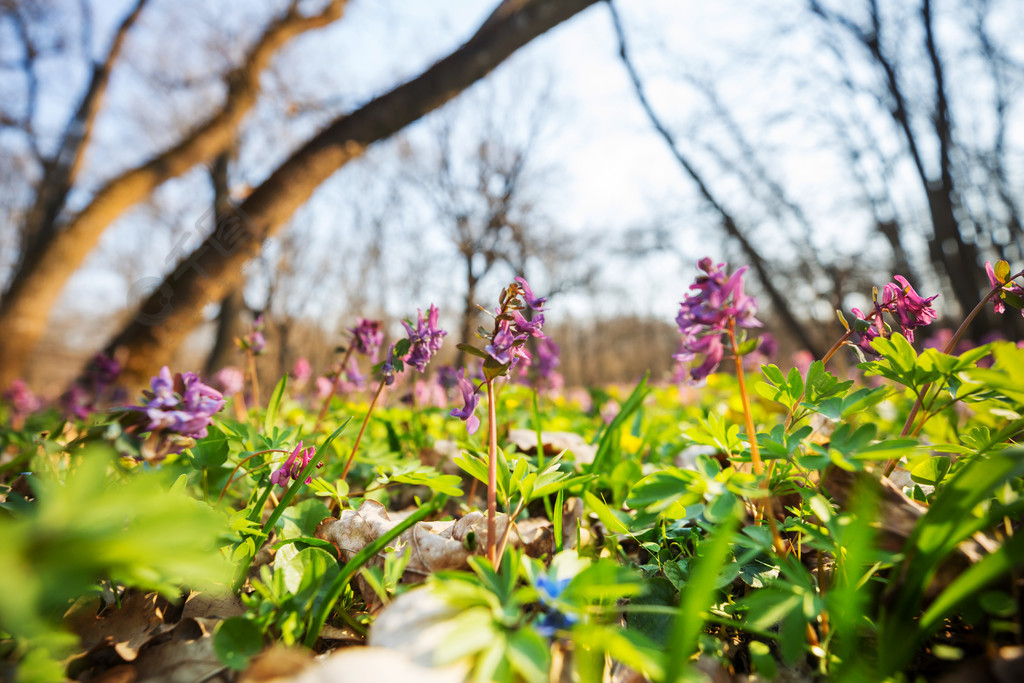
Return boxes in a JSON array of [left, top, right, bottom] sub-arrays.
[[270, 440, 319, 488], [239, 315, 266, 355], [130, 367, 225, 441], [450, 277, 547, 433], [402, 304, 447, 372], [674, 258, 762, 382], [986, 261, 1024, 316], [350, 318, 385, 360], [60, 352, 123, 419], [849, 275, 939, 355], [484, 278, 546, 370]]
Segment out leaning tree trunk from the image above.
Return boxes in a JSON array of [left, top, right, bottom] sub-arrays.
[[94, 0, 602, 390], [203, 148, 248, 377], [0, 0, 348, 389]]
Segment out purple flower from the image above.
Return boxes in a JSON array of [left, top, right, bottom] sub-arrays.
[[985, 262, 1024, 316], [515, 277, 547, 311], [344, 358, 366, 391], [381, 344, 397, 386], [402, 304, 447, 372], [882, 275, 939, 342], [315, 376, 334, 400], [239, 315, 266, 355], [129, 367, 226, 444], [485, 319, 523, 365], [270, 440, 318, 488], [59, 352, 124, 419], [675, 259, 761, 382], [536, 337, 561, 381], [60, 385, 91, 420], [848, 305, 887, 356], [350, 318, 385, 360], [449, 368, 481, 434], [437, 365, 460, 392], [413, 378, 448, 408]]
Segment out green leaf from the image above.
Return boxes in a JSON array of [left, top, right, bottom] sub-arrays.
[[785, 367, 804, 401], [457, 343, 491, 361], [281, 498, 332, 538], [664, 510, 740, 681], [910, 456, 951, 486], [190, 426, 230, 468], [919, 531, 1024, 637], [583, 491, 630, 535], [589, 373, 650, 475], [454, 450, 490, 486], [749, 640, 777, 679], [264, 377, 288, 433], [506, 628, 550, 683], [214, 617, 264, 671], [626, 469, 702, 514]]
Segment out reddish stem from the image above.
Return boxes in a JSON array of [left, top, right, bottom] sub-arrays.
[[340, 378, 387, 481], [486, 379, 499, 565], [313, 345, 355, 433], [247, 349, 261, 411], [729, 320, 787, 555]]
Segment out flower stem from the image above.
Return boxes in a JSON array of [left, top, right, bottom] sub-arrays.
[[313, 346, 355, 433], [247, 349, 261, 410], [340, 378, 386, 481], [729, 321, 787, 555], [486, 378, 499, 565]]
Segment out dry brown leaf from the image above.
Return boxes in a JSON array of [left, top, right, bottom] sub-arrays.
[[72, 591, 165, 661], [315, 500, 511, 579], [238, 646, 315, 683], [133, 617, 225, 683], [89, 663, 138, 683], [180, 590, 245, 621], [316, 500, 555, 608]]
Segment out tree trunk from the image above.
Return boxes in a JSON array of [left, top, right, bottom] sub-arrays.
[[204, 288, 247, 377], [94, 0, 601, 390], [0, 0, 348, 389], [203, 149, 248, 377]]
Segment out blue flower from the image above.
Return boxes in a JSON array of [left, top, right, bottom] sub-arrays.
[[533, 574, 578, 638]]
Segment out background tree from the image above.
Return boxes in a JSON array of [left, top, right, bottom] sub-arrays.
[[607, 0, 1024, 349], [0, 0, 349, 388], [394, 82, 599, 365]]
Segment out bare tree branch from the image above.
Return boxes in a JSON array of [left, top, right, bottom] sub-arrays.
[[19, 0, 149, 258], [0, 0, 349, 387], [609, 0, 824, 356], [95, 0, 601, 389]]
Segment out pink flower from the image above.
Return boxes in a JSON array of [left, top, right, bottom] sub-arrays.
[[213, 366, 244, 396], [270, 441, 318, 488]]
